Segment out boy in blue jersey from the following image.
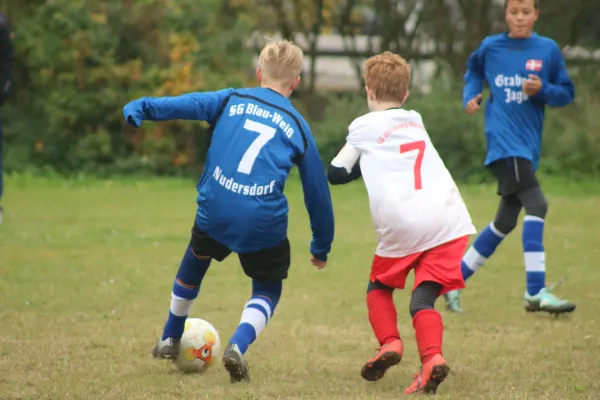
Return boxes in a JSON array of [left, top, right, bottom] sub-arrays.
[[122, 40, 335, 382], [444, 0, 576, 314]]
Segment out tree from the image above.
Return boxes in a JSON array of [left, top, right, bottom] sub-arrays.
[[4, 0, 256, 174], [254, 0, 342, 93]]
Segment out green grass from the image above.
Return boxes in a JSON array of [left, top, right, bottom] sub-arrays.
[[1, 175, 599, 400]]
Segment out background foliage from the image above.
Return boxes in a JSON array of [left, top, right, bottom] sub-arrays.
[[1, 0, 599, 180]]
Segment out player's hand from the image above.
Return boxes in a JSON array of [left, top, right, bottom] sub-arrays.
[[465, 94, 483, 115], [122, 103, 142, 128], [126, 115, 141, 127], [523, 74, 542, 96], [310, 256, 327, 270]]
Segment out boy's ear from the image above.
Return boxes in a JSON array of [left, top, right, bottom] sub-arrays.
[[256, 67, 262, 83], [290, 76, 301, 91], [365, 86, 375, 101], [403, 91, 410, 103]]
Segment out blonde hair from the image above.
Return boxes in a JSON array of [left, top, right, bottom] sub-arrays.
[[364, 51, 411, 102], [258, 40, 304, 86]]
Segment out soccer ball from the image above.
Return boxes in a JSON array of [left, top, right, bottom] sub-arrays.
[[174, 318, 221, 373]]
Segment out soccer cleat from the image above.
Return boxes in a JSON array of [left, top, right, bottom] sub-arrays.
[[360, 339, 403, 382], [403, 354, 450, 395], [152, 337, 181, 360], [222, 344, 250, 383], [443, 290, 464, 313], [524, 286, 576, 314]]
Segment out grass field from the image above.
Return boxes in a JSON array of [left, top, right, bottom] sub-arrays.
[[1, 174, 599, 400]]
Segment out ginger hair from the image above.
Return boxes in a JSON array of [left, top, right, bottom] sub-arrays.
[[364, 51, 411, 102]]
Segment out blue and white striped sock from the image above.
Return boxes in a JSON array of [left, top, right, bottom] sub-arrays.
[[162, 245, 211, 340], [228, 279, 282, 354], [461, 222, 506, 281], [522, 215, 546, 296]]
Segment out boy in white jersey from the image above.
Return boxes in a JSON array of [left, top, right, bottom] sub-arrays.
[[327, 52, 476, 395]]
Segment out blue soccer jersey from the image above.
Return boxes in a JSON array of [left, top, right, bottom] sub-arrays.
[[463, 32, 575, 169], [123, 87, 334, 259]]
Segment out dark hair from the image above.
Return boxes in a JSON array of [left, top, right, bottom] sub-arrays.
[[505, 0, 539, 9]]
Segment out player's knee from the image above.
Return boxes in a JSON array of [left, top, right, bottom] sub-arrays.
[[192, 253, 212, 260], [188, 242, 212, 260], [409, 281, 442, 318], [493, 217, 518, 235], [252, 279, 283, 307], [176, 245, 211, 287], [519, 188, 548, 219], [367, 280, 393, 294], [409, 296, 435, 318], [525, 196, 548, 219], [188, 242, 213, 260], [493, 196, 520, 234]]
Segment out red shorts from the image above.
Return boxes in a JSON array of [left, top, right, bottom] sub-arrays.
[[369, 235, 469, 296]]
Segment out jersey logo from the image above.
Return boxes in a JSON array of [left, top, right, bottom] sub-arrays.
[[377, 121, 425, 144], [207, 92, 309, 165], [525, 59, 543, 71]]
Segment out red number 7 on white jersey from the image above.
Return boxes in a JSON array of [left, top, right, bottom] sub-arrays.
[[400, 140, 426, 190]]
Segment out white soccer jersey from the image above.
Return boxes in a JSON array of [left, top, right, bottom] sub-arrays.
[[332, 108, 476, 257]]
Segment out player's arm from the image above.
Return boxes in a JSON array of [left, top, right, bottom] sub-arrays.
[[297, 129, 335, 262], [463, 41, 487, 112], [327, 144, 361, 185], [122, 88, 234, 127], [536, 44, 575, 107]]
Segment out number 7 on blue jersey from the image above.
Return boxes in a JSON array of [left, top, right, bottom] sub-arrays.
[[237, 119, 277, 174]]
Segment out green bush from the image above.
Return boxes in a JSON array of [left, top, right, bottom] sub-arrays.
[[3, 0, 253, 177], [2, 0, 598, 183]]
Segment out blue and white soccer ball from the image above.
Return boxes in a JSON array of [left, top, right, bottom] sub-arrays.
[[174, 318, 221, 373]]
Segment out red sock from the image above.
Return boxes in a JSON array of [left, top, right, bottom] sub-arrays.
[[412, 309, 443, 364], [367, 289, 400, 346]]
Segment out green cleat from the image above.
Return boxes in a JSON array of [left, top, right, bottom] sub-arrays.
[[443, 290, 464, 313], [524, 285, 576, 315]]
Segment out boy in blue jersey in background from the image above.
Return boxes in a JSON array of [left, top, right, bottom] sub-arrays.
[[122, 40, 335, 382], [444, 0, 576, 314]]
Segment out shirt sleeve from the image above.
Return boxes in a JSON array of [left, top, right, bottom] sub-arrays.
[[327, 122, 363, 185], [537, 43, 575, 107], [297, 125, 335, 261], [331, 143, 360, 172], [462, 39, 488, 109], [122, 88, 235, 127]]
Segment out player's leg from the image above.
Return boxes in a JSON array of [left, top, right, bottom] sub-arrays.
[[514, 167, 575, 314], [445, 158, 523, 313], [360, 280, 403, 381], [153, 224, 231, 359], [404, 281, 449, 394], [462, 194, 522, 280], [223, 278, 282, 382], [460, 158, 524, 278], [360, 254, 415, 382], [445, 195, 521, 312], [404, 236, 467, 395], [222, 239, 289, 382]]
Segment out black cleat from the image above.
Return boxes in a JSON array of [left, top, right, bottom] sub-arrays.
[[222, 344, 250, 383], [152, 337, 181, 360]]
